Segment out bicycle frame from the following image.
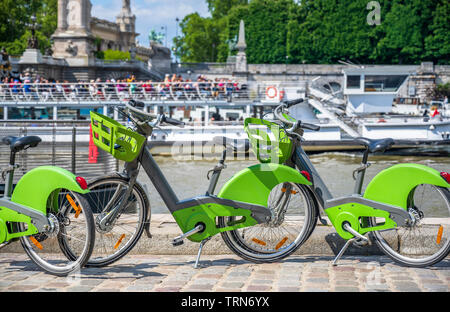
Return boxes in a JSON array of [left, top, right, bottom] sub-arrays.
[[100, 137, 313, 244]]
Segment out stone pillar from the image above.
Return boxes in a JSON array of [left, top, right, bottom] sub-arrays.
[[51, 0, 95, 66], [235, 20, 248, 74]]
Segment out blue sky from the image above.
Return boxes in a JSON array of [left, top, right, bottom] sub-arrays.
[[91, 0, 210, 48]]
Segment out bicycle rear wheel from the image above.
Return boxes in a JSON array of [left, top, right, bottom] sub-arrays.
[[81, 176, 149, 267], [19, 190, 95, 276], [370, 185, 450, 267], [219, 183, 317, 263]]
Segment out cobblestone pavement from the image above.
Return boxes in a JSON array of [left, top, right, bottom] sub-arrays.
[[0, 253, 449, 292]]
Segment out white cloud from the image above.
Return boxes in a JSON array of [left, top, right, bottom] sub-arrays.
[[91, 0, 122, 21]]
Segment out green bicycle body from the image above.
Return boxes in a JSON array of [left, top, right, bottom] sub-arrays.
[[173, 163, 312, 242], [218, 163, 312, 206], [172, 203, 259, 243], [325, 164, 450, 240], [363, 164, 449, 208], [0, 166, 89, 243]]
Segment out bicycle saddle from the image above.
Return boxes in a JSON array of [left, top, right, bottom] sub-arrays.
[[355, 137, 395, 153], [2, 136, 42, 153], [213, 136, 250, 153]]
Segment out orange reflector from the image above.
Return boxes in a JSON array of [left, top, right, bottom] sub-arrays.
[[252, 238, 267, 246], [290, 190, 298, 195], [437, 226, 444, 245], [114, 234, 126, 249], [66, 194, 82, 218], [29, 237, 43, 250], [281, 188, 287, 193], [275, 237, 288, 250]]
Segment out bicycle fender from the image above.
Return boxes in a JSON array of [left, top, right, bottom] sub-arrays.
[[218, 163, 312, 208], [11, 166, 89, 216], [363, 164, 449, 209]]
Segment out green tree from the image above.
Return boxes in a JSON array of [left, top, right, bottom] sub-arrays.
[[0, 0, 57, 56], [424, 0, 450, 64], [175, 0, 448, 65], [373, 0, 435, 64], [206, 0, 249, 19], [175, 13, 226, 62], [228, 0, 292, 64]]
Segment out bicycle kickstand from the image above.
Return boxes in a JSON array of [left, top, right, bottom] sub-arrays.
[[332, 238, 356, 266], [194, 237, 211, 269], [332, 223, 369, 266]]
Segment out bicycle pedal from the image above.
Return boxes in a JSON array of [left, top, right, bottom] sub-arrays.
[[353, 238, 369, 248], [172, 239, 184, 247], [0, 241, 11, 250]]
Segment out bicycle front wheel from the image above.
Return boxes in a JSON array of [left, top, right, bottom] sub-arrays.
[[19, 190, 95, 276], [370, 185, 450, 267], [218, 183, 318, 263], [82, 176, 149, 267]]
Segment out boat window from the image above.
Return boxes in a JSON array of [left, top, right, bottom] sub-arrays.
[[347, 76, 360, 89], [364, 75, 407, 92]]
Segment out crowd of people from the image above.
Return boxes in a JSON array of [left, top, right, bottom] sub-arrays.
[[0, 71, 248, 102]]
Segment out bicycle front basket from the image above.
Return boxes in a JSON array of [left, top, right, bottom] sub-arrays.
[[244, 118, 293, 164], [90, 111, 146, 162]]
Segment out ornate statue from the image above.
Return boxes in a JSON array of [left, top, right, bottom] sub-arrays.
[[0, 48, 11, 73], [148, 29, 164, 45], [65, 40, 78, 56], [27, 14, 40, 49]]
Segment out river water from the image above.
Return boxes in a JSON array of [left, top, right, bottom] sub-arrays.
[[138, 152, 450, 214]]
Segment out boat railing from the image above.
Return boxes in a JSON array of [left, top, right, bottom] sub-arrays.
[[0, 80, 313, 104], [0, 81, 253, 103]]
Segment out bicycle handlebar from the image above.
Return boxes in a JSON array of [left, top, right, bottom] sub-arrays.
[[284, 98, 304, 108], [161, 115, 185, 127], [126, 100, 185, 128], [301, 122, 321, 132], [274, 99, 321, 133], [129, 99, 145, 109]]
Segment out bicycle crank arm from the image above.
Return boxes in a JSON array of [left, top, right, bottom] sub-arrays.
[[172, 224, 205, 246], [343, 222, 368, 242]]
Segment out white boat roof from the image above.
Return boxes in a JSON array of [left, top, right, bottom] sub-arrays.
[[343, 65, 417, 76]]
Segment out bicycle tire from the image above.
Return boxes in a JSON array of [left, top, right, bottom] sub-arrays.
[[82, 176, 149, 268], [370, 186, 450, 267], [19, 191, 95, 276], [218, 183, 318, 263]]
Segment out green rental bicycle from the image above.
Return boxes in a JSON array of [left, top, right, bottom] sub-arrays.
[[0, 136, 95, 276], [239, 99, 449, 267], [79, 100, 320, 268]]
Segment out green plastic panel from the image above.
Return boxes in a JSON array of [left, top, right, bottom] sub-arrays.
[[0, 166, 88, 242], [364, 164, 449, 208], [325, 164, 449, 241], [325, 202, 397, 240], [172, 203, 259, 243], [218, 163, 312, 208]]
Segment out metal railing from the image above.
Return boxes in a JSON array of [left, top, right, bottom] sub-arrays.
[[0, 81, 251, 104], [0, 122, 118, 184]]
